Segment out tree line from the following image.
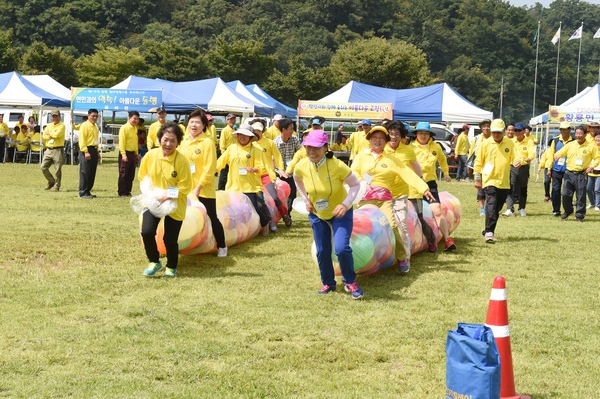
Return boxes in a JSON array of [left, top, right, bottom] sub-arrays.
[[1, 0, 599, 122]]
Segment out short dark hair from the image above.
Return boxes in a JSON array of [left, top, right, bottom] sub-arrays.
[[128, 110, 140, 118], [575, 125, 586, 133], [14, 126, 20, 132], [157, 122, 184, 144], [189, 108, 208, 132], [279, 118, 293, 131], [88, 108, 98, 115]]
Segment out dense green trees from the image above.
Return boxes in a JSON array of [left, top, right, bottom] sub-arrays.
[[1, 0, 599, 122]]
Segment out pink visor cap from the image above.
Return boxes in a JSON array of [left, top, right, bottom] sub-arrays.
[[302, 130, 328, 147]]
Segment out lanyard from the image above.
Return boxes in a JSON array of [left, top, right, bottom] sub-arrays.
[[158, 151, 178, 186], [309, 156, 332, 199]]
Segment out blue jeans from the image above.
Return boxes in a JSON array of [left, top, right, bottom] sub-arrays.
[[586, 175, 600, 208], [456, 155, 468, 180], [309, 208, 356, 287]]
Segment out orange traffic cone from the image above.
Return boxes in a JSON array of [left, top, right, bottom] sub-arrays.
[[485, 276, 530, 399]]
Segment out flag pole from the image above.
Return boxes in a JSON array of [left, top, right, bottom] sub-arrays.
[[533, 21, 540, 118], [576, 22, 583, 94], [554, 22, 561, 105]]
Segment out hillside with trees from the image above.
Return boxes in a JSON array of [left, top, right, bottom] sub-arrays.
[[1, 0, 599, 122]]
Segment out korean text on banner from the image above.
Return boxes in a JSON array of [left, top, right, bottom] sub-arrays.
[[548, 106, 600, 124], [298, 100, 393, 120], [71, 88, 163, 112]]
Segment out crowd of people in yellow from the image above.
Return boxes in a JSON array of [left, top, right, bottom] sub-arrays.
[[5, 107, 600, 297]]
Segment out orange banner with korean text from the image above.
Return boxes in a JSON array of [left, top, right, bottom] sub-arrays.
[[548, 106, 600, 124], [298, 100, 393, 120]]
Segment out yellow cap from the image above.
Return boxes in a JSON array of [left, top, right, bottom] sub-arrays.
[[559, 121, 571, 130], [490, 119, 505, 133]]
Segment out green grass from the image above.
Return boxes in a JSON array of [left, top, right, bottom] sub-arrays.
[[1, 154, 600, 398]]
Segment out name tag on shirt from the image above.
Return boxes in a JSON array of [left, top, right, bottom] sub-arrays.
[[315, 198, 329, 211], [238, 167, 248, 176], [93, 139, 99, 145], [363, 173, 373, 184], [167, 187, 179, 199], [482, 163, 494, 175], [575, 158, 583, 166], [558, 157, 566, 166], [48, 138, 54, 144], [190, 164, 196, 174]]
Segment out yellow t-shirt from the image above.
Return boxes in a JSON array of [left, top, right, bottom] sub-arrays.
[[554, 140, 599, 172], [455, 133, 469, 156], [16, 132, 29, 151], [349, 130, 369, 160], [219, 125, 236, 152], [119, 122, 139, 155], [180, 133, 218, 199], [78, 120, 99, 153], [474, 137, 516, 189], [255, 136, 284, 178], [147, 120, 164, 149], [286, 147, 307, 174], [216, 141, 265, 193], [264, 125, 281, 140], [30, 133, 42, 152], [0, 122, 9, 138], [138, 148, 192, 221], [512, 136, 535, 165], [294, 156, 351, 220], [43, 122, 65, 148], [412, 139, 449, 182]]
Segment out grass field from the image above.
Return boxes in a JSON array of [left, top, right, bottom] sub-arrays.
[[1, 153, 599, 398]]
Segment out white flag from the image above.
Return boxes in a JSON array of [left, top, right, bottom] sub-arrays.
[[551, 27, 561, 45], [594, 27, 600, 39], [569, 26, 583, 41]]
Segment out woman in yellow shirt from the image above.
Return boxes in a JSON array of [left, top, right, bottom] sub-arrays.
[[180, 108, 227, 257], [352, 126, 433, 273], [412, 122, 456, 252], [293, 130, 363, 299], [139, 122, 192, 277], [216, 124, 272, 236], [250, 118, 291, 231]]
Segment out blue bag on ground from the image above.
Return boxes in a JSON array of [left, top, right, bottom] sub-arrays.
[[445, 323, 501, 399]]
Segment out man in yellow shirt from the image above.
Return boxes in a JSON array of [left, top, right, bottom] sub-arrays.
[[217, 113, 237, 190], [0, 114, 9, 163], [504, 122, 535, 217], [147, 107, 167, 150], [41, 110, 66, 191], [474, 119, 519, 242], [78, 109, 100, 199], [264, 114, 282, 140], [546, 121, 574, 216], [587, 121, 600, 143], [349, 119, 370, 162], [205, 113, 218, 144], [118, 111, 140, 197], [468, 119, 492, 216], [553, 125, 599, 222], [454, 124, 470, 182]]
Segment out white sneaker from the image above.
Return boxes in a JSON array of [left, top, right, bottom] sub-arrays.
[[503, 209, 514, 217], [586, 204, 593, 209], [595, 207, 600, 211], [217, 247, 228, 257], [484, 232, 496, 243], [518, 209, 526, 217]]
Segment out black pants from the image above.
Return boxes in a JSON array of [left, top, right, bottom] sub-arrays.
[[118, 151, 137, 196], [278, 173, 296, 217], [198, 196, 226, 248], [506, 164, 530, 211], [79, 146, 98, 196], [217, 165, 229, 191], [551, 170, 565, 213], [484, 186, 510, 234], [141, 211, 183, 269], [409, 198, 436, 245], [245, 192, 271, 227], [562, 171, 587, 220], [0, 137, 5, 162]]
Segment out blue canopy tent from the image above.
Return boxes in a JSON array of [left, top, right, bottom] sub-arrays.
[[319, 81, 492, 123], [113, 76, 273, 115], [243, 83, 297, 118], [0, 71, 70, 108]]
